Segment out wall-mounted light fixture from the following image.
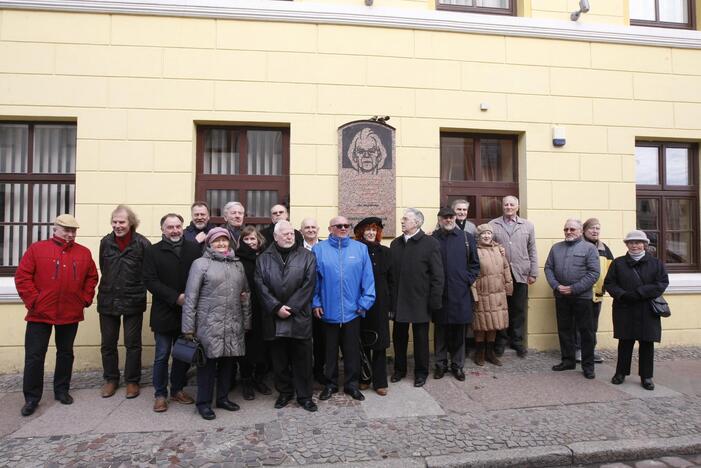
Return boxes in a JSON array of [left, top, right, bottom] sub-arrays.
[[365, 0, 373, 5], [570, 0, 590, 21], [552, 126, 566, 147]]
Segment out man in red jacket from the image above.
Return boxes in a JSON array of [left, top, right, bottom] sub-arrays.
[[14, 214, 99, 417]]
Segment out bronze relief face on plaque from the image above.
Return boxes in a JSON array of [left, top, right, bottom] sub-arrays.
[[338, 120, 396, 236]]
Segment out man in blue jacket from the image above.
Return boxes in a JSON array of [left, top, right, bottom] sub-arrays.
[[313, 216, 376, 401]]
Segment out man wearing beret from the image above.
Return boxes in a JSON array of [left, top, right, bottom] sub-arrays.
[[15, 214, 99, 416]]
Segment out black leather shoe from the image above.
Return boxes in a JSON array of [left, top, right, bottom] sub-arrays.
[[583, 369, 595, 380], [515, 347, 528, 358], [253, 380, 272, 395], [300, 400, 318, 412], [611, 374, 625, 385], [55, 393, 74, 405], [274, 394, 294, 409], [390, 372, 405, 383], [242, 383, 255, 401], [21, 401, 38, 417], [452, 368, 466, 382], [494, 346, 505, 357], [641, 378, 655, 391], [344, 388, 365, 401], [318, 386, 337, 401], [414, 376, 427, 387], [433, 367, 446, 380], [552, 362, 576, 372], [198, 406, 216, 420], [216, 399, 240, 411]]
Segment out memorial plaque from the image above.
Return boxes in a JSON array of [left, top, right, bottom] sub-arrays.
[[338, 120, 396, 236]]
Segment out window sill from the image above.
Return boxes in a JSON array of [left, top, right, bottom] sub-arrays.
[[666, 273, 701, 294], [0, 277, 21, 304]]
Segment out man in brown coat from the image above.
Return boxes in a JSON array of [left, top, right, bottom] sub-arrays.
[[490, 196, 538, 358]]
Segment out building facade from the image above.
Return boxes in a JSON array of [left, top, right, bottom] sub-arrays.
[[0, 0, 700, 372]]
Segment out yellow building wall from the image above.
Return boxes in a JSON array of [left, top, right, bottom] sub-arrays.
[[0, 8, 699, 372]]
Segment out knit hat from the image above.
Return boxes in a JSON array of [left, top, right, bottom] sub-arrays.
[[476, 223, 493, 235], [205, 227, 231, 245], [623, 230, 649, 244]]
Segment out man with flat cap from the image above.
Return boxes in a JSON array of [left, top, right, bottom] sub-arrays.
[[15, 214, 99, 416]]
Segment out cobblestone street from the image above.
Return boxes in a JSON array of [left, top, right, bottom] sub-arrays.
[[1, 347, 699, 467]]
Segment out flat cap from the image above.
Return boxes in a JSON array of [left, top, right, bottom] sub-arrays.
[[437, 206, 456, 217], [54, 214, 80, 229]]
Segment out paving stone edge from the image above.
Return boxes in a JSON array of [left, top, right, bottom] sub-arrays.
[[423, 435, 701, 468]]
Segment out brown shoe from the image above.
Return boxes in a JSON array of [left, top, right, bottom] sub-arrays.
[[171, 390, 194, 405], [375, 387, 388, 396], [153, 396, 168, 412], [101, 381, 118, 398], [473, 343, 485, 367], [125, 383, 140, 399]]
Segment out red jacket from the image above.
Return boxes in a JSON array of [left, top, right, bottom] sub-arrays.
[[15, 236, 99, 325]]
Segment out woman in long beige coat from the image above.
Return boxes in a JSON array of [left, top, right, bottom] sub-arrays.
[[472, 224, 513, 366]]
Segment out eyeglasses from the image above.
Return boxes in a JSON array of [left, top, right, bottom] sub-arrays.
[[563, 228, 578, 232], [271, 211, 286, 215], [332, 224, 351, 229]]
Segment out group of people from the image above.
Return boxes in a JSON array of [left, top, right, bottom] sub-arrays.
[[13, 195, 668, 420]]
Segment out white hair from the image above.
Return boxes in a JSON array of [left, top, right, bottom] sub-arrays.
[[223, 201, 245, 214], [404, 208, 424, 227], [274, 220, 293, 235]]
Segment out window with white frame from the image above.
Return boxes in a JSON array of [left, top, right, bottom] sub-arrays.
[[630, 0, 694, 29]]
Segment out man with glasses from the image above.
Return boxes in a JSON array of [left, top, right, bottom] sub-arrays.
[[544, 219, 600, 379], [389, 208, 444, 387], [262, 204, 304, 248], [312, 216, 375, 401]]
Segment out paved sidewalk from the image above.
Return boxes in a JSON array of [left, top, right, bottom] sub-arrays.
[[0, 347, 700, 467]]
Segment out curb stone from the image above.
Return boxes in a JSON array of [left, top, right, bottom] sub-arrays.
[[568, 435, 701, 465], [425, 446, 573, 467]]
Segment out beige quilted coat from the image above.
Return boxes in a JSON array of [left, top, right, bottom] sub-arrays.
[[472, 242, 514, 332]]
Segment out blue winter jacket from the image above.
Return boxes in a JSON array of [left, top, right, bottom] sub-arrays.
[[312, 235, 376, 324]]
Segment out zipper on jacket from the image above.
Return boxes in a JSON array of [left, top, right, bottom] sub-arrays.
[[72, 260, 77, 280], [338, 238, 344, 327], [53, 259, 60, 280]]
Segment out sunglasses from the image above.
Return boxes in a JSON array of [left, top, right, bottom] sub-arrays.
[[332, 224, 351, 229]]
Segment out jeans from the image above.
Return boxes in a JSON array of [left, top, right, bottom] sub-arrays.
[[152, 332, 190, 398], [23, 322, 79, 404]]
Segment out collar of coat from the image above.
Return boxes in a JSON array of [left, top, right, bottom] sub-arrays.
[[403, 229, 425, 243], [433, 227, 460, 238], [625, 252, 649, 266], [328, 235, 351, 248], [493, 215, 523, 226]]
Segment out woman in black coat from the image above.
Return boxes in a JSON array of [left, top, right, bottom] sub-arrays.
[[236, 225, 272, 400], [604, 230, 669, 391], [354, 217, 392, 396]]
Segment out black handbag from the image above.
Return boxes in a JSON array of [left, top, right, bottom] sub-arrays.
[[172, 336, 207, 367], [649, 296, 671, 318], [631, 268, 670, 318]]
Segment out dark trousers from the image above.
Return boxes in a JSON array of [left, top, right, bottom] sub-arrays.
[[323, 318, 361, 391], [99, 313, 143, 384], [312, 316, 325, 379], [434, 323, 466, 370], [270, 337, 313, 402], [496, 280, 528, 350], [392, 321, 429, 379], [575, 301, 602, 351], [152, 332, 190, 398], [196, 356, 234, 409], [616, 339, 654, 379], [23, 322, 79, 404], [555, 297, 595, 371], [361, 347, 388, 389], [240, 331, 268, 382]]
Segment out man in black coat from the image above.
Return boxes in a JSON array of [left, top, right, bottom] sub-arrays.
[[183, 201, 214, 248], [255, 221, 318, 412], [97, 205, 151, 399], [432, 207, 480, 382], [143, 213, 201, 413], [390, 208, 444, 387]]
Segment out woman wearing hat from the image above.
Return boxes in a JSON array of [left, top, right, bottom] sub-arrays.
[[354, 217, 391, 395], [182, 227, 252, 419], [604, 230, 669, 391], [471, 224, 513, 366]]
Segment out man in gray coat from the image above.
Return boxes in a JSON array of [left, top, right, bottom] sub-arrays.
[[490, 195, 538, 358], [544, 219, 600, 379]]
